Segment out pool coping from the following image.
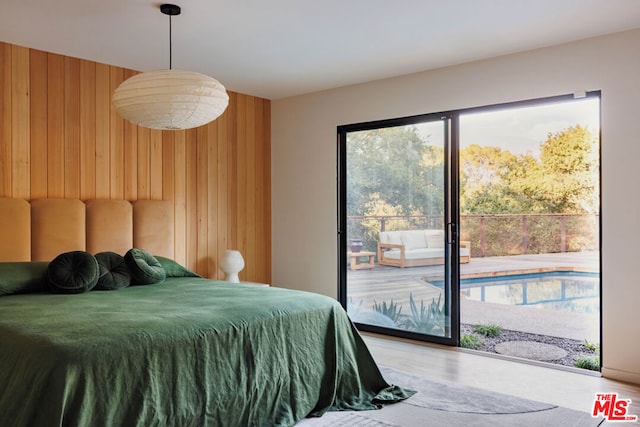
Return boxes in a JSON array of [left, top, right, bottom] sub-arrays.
[[422, 266, 598, 282]]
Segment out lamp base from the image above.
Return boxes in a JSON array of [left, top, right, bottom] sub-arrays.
[[224, 272, 240, 283]]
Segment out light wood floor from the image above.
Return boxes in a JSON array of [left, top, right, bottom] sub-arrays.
[[363, 333, 640, 422]]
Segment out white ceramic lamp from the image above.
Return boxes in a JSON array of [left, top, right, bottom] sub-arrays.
[[219, 250, 245, 283]]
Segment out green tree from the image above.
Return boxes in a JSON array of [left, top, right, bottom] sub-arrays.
[[458, 126, 598, 255], [346, 126, 444, 243], [460, 126, 598, 215], [347, 126, 444, 217], [347, 123, 598, 254], [460, 145, 543, 214], [538, 125, 598, 213]]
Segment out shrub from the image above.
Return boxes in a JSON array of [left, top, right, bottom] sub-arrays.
[[460, 334, 484, 349], [574, 355, 600, 371], [372, 299, 403, 324], [403, 293, 444, 335], [582, 339, 600, 352], [473, 323, 503, 337]]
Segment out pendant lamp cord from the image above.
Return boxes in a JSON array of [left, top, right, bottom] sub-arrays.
[[168, 14, 173, 70]]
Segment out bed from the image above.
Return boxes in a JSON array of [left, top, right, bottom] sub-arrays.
[[0, 198, 411, 427]]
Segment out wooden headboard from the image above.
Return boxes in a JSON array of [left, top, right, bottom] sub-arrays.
[[0, 198, 174, 262]]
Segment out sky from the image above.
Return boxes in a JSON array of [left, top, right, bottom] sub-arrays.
[[459, 97, 600, 155]]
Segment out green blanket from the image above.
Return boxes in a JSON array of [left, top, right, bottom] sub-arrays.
[[0, 279, 411, 426]]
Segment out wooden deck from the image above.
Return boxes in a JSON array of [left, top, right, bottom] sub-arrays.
[[347, 251, 600, 341]]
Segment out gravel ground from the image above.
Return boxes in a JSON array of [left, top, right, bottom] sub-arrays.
[[460, 324, 600, 370]]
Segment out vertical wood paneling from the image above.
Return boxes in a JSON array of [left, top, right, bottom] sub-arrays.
[[215, 110, 229, 280], [0, 42, 271, 283], [47, 53, 64, 197], [227, 93, 239, 275], [253, 99, 264, 280], [245, 96, 256, 281], [64, 57, 80, 198], [149, 129, 163, 199], [0, 43, 11, 196], [187, 130, 198, 269], [207, 120, 218, 279], [173, 130, 187, 265], [162, 131, 174, 202], [185, 129, 198, 272], [123, 122, 138, 200], [123, 69, 138, 201], [263, 100, 272, 282], [29, 49, 48, 199], [109, 67, 124, 199], [235, 93, 248, 280], [196, 125, 209, 276], [95, 63, 110, 198], [80, 60, 96, 199], [137, 126, 150, 199], [11, 45, 30, 198], [254, 98, 268, 282]]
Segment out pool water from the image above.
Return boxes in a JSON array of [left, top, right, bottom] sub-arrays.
[[459, 271, 599, 314]]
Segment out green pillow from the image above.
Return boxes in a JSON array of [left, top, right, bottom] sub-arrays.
[[125, 248, 166, 285], [94, 251, 131, 290], [0, 262, 49, 296], [155, 256, 201, 278], [47, 251, 100, 294]]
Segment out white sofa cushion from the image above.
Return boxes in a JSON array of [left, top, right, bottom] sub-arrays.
[[384, 248, 443, 260], [379, 231, 402, 245], [424, 230, 444, 248], [400, 230, 426, 250], [383, 246, 469, 259]]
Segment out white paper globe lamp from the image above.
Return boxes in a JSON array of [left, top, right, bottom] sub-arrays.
[[112, 4, 229, 131], [113, 69, 229, 130]]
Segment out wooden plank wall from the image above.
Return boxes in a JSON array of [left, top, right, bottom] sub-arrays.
[[0, 42, 271, 284]]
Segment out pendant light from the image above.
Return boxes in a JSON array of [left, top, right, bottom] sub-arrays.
[[112, 4, 229, 130]]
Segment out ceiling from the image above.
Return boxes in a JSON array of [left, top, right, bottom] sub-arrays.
[[2, 1, 640, 100]]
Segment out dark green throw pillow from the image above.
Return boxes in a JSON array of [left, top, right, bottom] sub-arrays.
[[125, 248, 166, 285], [94, 251, 131, 290], [47, 251, 100, 294], [155, 256, 201, 278], [0, 262, 49, 296]]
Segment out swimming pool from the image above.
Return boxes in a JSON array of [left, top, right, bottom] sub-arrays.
[[458, 271, 600, 314]]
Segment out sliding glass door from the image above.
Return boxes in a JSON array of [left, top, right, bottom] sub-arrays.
[[338, 92, 601, 369], [338, 114, 460, 345], [457, 94, 601, 368]]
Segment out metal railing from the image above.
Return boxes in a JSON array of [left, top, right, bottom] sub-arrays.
[[347, 213, 599, 257]]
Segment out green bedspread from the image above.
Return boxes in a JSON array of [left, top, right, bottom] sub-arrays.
[[0, 278, 411, 426]]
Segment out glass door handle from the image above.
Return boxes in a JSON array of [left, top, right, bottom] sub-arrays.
[[446, 222, 457, 244]]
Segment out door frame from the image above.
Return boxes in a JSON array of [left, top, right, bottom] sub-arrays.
[[337, 112, 460, 346], [337, 91, 601, 351]]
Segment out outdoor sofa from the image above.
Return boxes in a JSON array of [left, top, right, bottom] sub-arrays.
[[377, 229, 471, 268]]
